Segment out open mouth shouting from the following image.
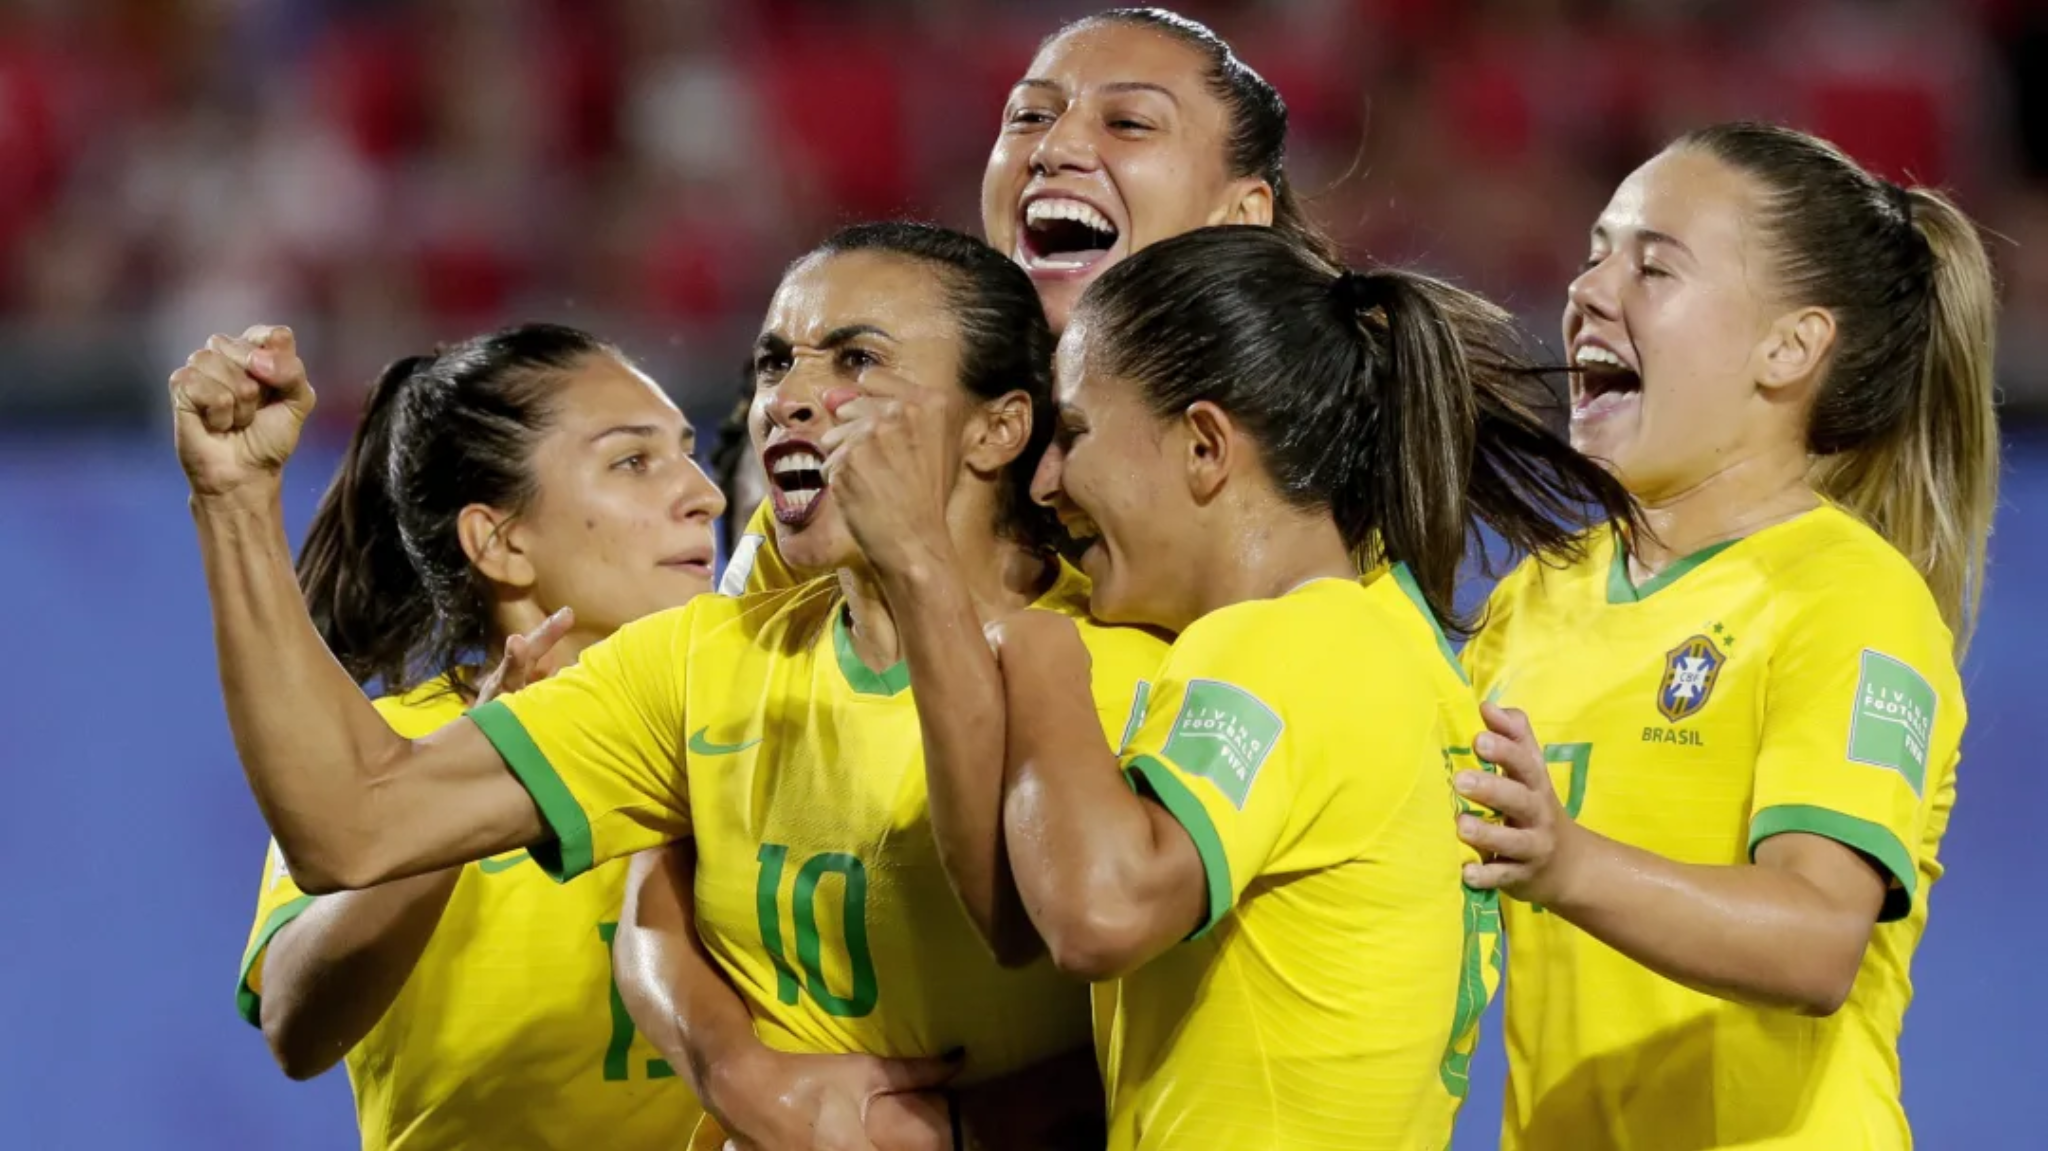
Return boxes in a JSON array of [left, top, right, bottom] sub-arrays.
[[1017, 192, 1124, 280], [763, 439, 829, 528], [1570, 339, 1643, 424]]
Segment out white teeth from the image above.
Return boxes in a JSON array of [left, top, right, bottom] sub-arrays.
[[771, 452, 823, 475], [781, 488, 819, 511], [1575, 345, 1629, 370], [1024, 198, 1116, 236]]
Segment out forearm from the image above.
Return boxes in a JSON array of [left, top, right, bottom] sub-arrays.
[[880, 558, 1041, 966], [194, 489, 412, 884], [1548, 827, 1874, 1014], [1000, 628, 1186, 979], [257, 869, 463, 1078], [956, 1045, 1106, 1151], [613, 843, 763, 1106]]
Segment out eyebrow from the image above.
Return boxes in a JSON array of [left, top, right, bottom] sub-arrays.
[[1011, 78, 1180, 105], [1593, 224, 1696, 260], [753, 324, 894, 355], [591, 424, 661, 444]]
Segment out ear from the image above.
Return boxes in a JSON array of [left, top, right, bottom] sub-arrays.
[[1181, 400, 1238, 503], [962, 389, 1034, 474], [458, 504, 536, 592], [1210, 178, 1274, 228], [1757, 306, 1836, 394]]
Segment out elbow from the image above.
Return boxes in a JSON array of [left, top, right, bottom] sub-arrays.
[[260, 1007, 341, 1082], [1038, 902, 1154, 982], [1789, 963, 1860, 1018], [276, 852, 375, 896]]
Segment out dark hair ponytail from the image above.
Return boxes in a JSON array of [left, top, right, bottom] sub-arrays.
[[296, 355, 438, 690], [294, 323, 618, 695], [1077, 226, 1637, 632]]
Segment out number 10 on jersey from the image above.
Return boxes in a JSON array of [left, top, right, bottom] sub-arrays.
[[755, 844, 879, 1018]]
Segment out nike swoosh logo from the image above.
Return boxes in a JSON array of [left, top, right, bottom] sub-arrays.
[[477, 851, 531, 874], [689, 727, 763, 756]]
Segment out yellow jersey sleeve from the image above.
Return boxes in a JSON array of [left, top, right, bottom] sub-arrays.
[[470, 605, 698, 883], [718, 499, 801, 596], [1120, 607, 1311, 939], [236, 838, 314, 1026], [1747, 577, 1960, 922], [235, 684, 469, 1026]]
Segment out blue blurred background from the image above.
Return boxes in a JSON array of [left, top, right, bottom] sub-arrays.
[[2, 0, 2042, 1147]]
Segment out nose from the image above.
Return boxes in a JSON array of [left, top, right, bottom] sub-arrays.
[[1029, 108, 1100, 178], [1566, 257, 1621, 327], [764, 370, 823, 431], [1030, 440, 1067, 508], [675, 456, 728, 523]]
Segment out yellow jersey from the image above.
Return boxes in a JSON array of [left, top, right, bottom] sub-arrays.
[[1462, 505, 1965, 1150], [237, 678, 701, 1151], [470, 562, 1169, 1135], [1102, 569, 1500, 1151], [716, 499, 799, 596]]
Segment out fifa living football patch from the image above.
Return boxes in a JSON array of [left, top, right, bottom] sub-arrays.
[[1847, 650, 1935, 795], [1160, 679, 1282, 809]]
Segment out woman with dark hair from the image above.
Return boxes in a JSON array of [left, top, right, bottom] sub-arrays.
[[721, 6, 1334, 598], [175, 223, 1164, 1150], [846, 224, 1637, 1149], [225, 323, 722, 1149], [1459, 122, 1997, 1150]]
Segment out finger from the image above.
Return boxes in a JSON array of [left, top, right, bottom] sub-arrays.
[[1461, 860, 1530, 891], [1457, 812, 1542, 861], [1452, 770, 1545, 826], [866, 1052, 963, 1095], [822, 385, 863, 416], [243, 325, 314, 414], [1475, 706, 1549, 793], [176, 369, 242, 434], [201, 343, 265, 429], [520, 606, 575, 674]]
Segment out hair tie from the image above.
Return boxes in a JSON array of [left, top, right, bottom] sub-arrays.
[[1331, 268, 1382, 313]]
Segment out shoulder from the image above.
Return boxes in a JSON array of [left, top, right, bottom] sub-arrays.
[[1754, 507, 1955, 656]]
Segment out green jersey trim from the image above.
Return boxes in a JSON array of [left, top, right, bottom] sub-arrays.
[[235, 894, 316, 1027], [1389, 562, 1468, 685], [833, 607, 912, 697], [1749, 803, 1916, 923], [1607, 534, 1740, 604], [1127, 755, 1234, 941], [468, 700, 595, 883]]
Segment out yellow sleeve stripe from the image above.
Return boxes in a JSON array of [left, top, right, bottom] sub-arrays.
[[469, 700, 595, 884], [1127, 755, 1233, 941], [1749, 804, 1916, 923], [235, 894, 315, 1027]]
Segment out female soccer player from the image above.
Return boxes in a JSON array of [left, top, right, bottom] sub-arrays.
[[230, 324, 722, 1148], [174, 224, 1165, 1149], [1456, 122, 1998, 1149], [882, 224, 1636, 1150], [719, 5, 1332, 597]]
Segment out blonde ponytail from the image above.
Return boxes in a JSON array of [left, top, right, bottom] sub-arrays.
[[1810, 189, 2000, 654]]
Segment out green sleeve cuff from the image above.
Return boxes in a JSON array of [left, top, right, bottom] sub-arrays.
[[235, 894, 315, 1027], [1127, 755, 1234, 940], [1749, 804, 1917, 923], [469, 700, 595, 883]]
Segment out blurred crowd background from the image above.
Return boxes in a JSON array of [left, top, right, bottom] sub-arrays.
[[2, 2, 2042, 1149], [5, 0, 2048, 431]]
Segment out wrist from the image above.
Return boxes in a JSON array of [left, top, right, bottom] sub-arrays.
[[189, 481, 285, 520], [1539, 817, 1601, 914]]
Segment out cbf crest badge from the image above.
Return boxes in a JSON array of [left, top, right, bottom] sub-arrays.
[[1657, 635, 1726, 722]]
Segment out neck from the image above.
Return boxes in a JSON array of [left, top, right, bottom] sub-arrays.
[[840, 514, 1052, 672], [1170, 500, 1354, 632], [1630, 449, 1818, 578]]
